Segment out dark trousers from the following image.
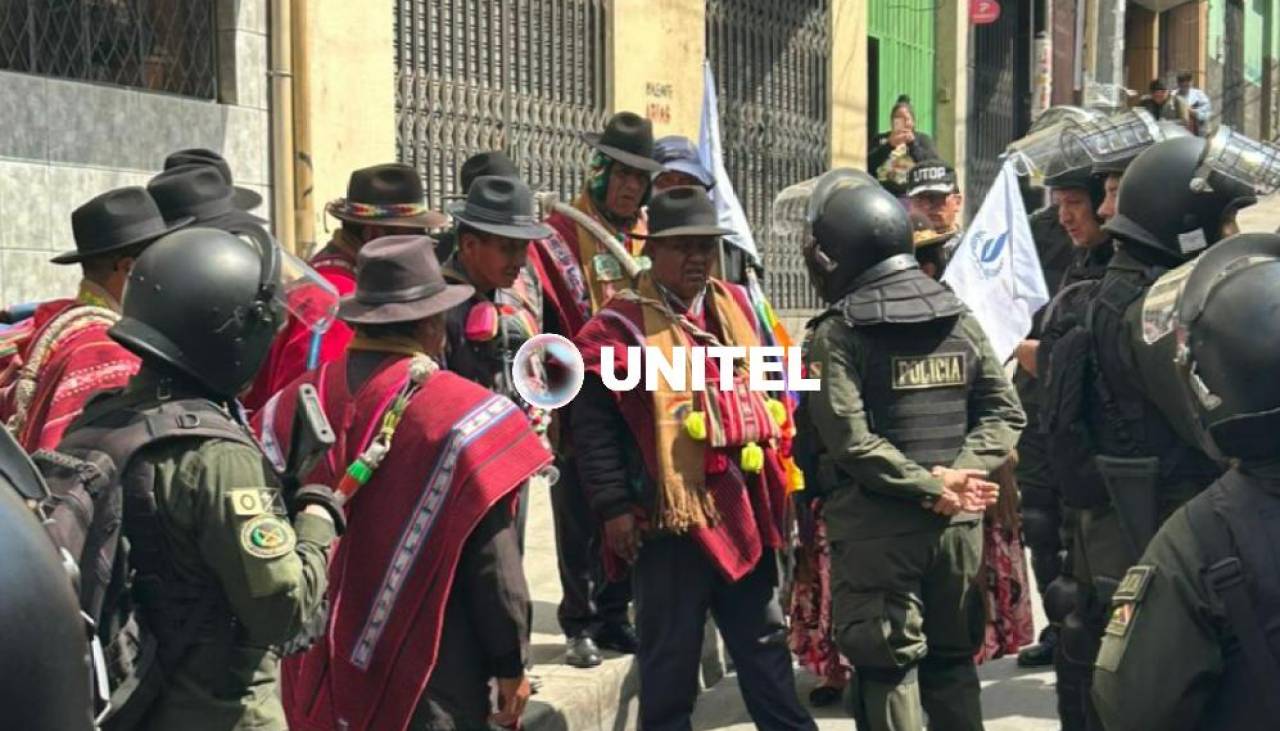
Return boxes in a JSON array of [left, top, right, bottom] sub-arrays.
[[550, 455, 631, 637], [633, 536, 816, 731]]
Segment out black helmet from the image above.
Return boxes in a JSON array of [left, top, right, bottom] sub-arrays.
[[1043, 164, 1106, 214], [807, 177, 914, 302], [1105, 136, 1257, 264], [111, 227, 286, 398], [1171, 232, 1280, 461], [0, 430, 95, 730]]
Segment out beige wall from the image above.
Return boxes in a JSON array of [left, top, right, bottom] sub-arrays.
[[301, 0, 397, 254], [830, 0, 869, 168], [609, 0, 708, 137], [1125, 6, 1160, 91], [934, 0, 969, 190]]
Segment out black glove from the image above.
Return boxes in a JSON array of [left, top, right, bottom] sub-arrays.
[[292, 483, 346, 535]]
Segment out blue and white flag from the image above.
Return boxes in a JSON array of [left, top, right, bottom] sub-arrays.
[[698, 60, 760, 263], [942, 159, 1049, 363]]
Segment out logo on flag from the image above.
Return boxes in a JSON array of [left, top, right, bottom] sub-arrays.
[[973, 229, 1011, 278]]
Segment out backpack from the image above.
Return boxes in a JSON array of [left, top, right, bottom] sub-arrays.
[[26, 393, 257, 730]]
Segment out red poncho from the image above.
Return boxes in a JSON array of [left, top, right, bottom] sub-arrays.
[[254, 353, 551, 731]]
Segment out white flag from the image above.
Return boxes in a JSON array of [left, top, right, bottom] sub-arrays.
[[942, 159, 1049, 363], [698, 60, 760, 263]]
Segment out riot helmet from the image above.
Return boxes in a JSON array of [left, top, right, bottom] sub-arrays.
[[1006, 106, 1103, 179], [1104, 136, 1258, 264], [1168, 233, 1280, 461], [1043, 164, 1106, 214], [0, 430, 95, 730], [778, 169, 913, 302], [110, 227, 338, 398]]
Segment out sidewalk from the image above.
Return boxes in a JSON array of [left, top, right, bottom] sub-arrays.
[[518, 478, 1058, 731]]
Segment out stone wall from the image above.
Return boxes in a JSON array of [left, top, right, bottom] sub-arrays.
[[0, 0, 270, 306]]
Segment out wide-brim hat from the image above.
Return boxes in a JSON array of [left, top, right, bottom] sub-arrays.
[[459, 151, 519, 193], [582, 112, 665, 173], [148, 164, 269, 229], [52, 187, 193, 265], [338, 235, 474, 325], [326, 163, 449, 230], [163, 148, 264, 212], [634, 185, 736, 239], [447, 175, 555, 241]]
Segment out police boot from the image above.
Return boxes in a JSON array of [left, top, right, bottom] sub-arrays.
[[919, 654, 983, 731], [1054, 615, 1098, 731], [1017, 625, 1059, 668]]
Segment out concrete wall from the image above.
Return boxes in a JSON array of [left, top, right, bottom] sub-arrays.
[[0, 0, 270, 306], [830, 0, 870, 169], [609, 0, 708, 137], [302, 0, 397, 253]]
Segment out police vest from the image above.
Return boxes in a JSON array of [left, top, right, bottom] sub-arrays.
[[1086, 265, 1219, 507], [1185, 469, 1280, 729], [857, 317, 977, 469]]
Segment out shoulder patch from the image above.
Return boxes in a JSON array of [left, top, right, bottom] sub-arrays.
[[229, 488, 287, 516], [891, 353, 967, 390], [1113, 564, 1155, 602], [240, 514, 296, 559]]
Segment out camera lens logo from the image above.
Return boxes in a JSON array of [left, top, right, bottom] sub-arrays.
[[512, 334, 585, 410]]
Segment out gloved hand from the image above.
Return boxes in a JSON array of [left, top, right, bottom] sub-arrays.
[[292, 483, 346, 535]]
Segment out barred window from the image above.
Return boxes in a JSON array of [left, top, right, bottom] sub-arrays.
[[0, 0, 217, 98]]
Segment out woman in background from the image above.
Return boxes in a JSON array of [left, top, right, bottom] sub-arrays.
[[868, 95, 939, 198]]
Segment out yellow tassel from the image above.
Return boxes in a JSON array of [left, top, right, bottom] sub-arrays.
[[684, 411, 707, 441], [740, 442, 764, 473], [765, 398, 788, 427]]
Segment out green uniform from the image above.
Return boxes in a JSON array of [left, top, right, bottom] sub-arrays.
[[135, 425, 334, 730], [1092, 463, 1280, 731], [805, 310, 1024, 731]]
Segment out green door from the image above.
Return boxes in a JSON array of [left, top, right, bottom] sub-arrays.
[[869, 0, 937, 137]]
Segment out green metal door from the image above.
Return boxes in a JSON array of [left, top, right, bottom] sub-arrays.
[[869, 0, 936, 136]]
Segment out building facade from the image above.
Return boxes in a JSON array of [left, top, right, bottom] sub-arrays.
[[0, 0, 271, 305]]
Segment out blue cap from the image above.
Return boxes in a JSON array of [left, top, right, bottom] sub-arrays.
[[653, 136, 715, 189]]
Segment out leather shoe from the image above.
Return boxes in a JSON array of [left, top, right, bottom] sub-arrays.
[[1013, 640, 1054, 670], [594, 623, 639, 654], [564, 635, 603, 668]]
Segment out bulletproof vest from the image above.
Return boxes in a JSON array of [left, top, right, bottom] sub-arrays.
[[856, 318, 978, 468], [1086, 261, 1218, 504], [60, 393, 254, 654], [1185, 470, 1280, 729]]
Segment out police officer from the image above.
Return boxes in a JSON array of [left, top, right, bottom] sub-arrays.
[[1040, 134, 1257, 730], [797, 170, 1025, 731], [0, 427, 95, 731], [1092, 232, 1280, 730], [59, 227, 343, 730]]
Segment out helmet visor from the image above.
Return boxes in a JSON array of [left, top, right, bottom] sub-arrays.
[[1193, 127, 1280, 195], [1063, 109, 1163, 164], [771, 168, 877, 238], [276, 246, 340, 335]]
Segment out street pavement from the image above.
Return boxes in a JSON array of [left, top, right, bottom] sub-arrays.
[[521, 476, 1060, 730]]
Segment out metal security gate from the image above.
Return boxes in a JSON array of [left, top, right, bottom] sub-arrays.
[[967, 0, 1032, 219], [394, 0, 609, 207], [707, 0, 830, 313]]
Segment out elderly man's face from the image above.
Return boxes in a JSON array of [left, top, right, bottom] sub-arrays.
[[653, 171, 706, 194], [909, 190, 963, 231], [646, 235, 716, 301], [604, 162, 649, 219]]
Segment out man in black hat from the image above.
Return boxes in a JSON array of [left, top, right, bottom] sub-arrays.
[[254, 236, 551, 731], [528, 111, 663, 668], [434, 150, 521, 262], [148, 164, 270, 232], [0, 187, 190, 451], [441, 174, 555, 552], [163, 147, 264, 213], [244, 162, 448, 411], [574, 186, 817, 731], [906, 160, 963, 246]]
